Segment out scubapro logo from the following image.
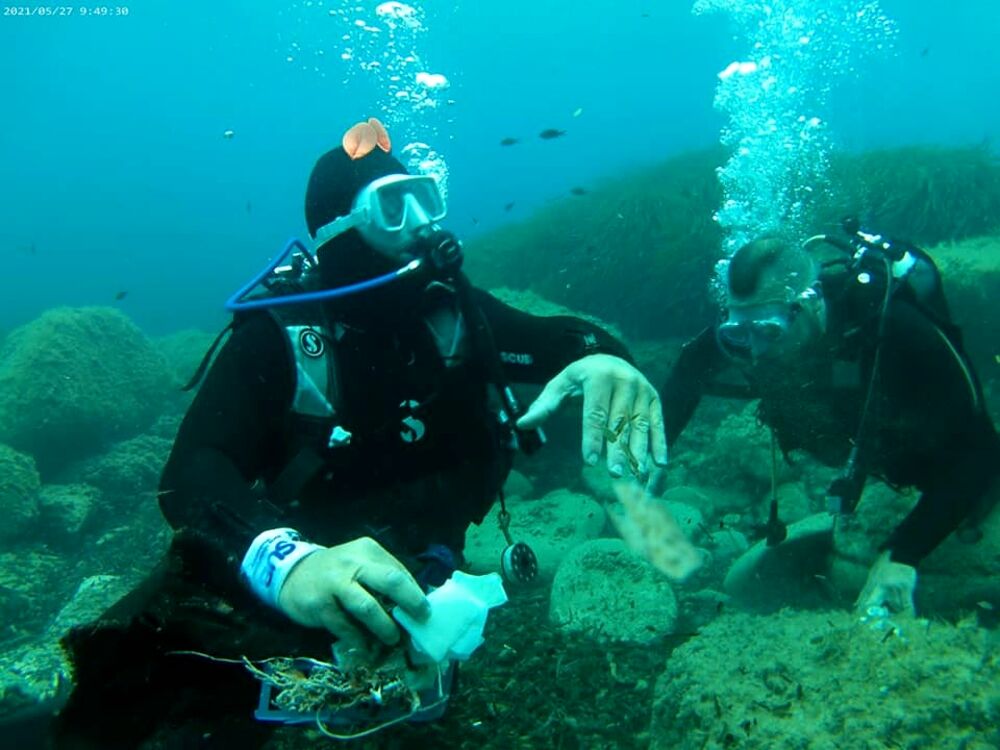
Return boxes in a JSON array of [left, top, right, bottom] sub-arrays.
[[399, 399, 426, 443], [500, 351, 534, 366], [299, 329, 325, 358]]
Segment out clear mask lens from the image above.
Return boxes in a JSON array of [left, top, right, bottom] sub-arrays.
[[371, 176, 445, 231], [718, 305, 794, 359]]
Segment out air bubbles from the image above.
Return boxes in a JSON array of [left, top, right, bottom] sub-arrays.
[[693, 0, 897, 266]]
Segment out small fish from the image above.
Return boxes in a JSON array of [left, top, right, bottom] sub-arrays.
[[572, 107, 583, 118], [569, 186, 588, 196], [222, 129, 235, 139], [114, 290, 128, 301], [504, 201, 515, 212], [499, 137, 519, 146], [471, 217, 479, 225], [539, 128, 566, 140], [976, 600, 994, 611], [19, 242, 37, 256], [920, 46, 930, 57], [245, 200, 252, 214]]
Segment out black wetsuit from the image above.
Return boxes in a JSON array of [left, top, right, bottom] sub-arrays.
[[662, 273, 999, 567], [53, 284, 628, 749]]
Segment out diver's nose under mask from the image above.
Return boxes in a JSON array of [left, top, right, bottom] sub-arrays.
[[717, 302, 800, 362]]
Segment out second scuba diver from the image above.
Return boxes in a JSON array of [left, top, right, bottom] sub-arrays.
[[659, 223, 999, 615]]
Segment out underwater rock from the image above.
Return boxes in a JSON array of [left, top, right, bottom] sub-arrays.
[[0, 307, 170, 474], [154, 328, 219, 410], [697, 485, 755, 520], [464, 489, 605, 579], [662, 486, 715, 523], [664, 500, 704, 541], [0, 443, 41, 541], [580, 464, 615, 502], [502, 469, 534, 500], [929, 233, 1000, 378], [38, 483, 100, 538], [49, 574, 129, 637], [704, 527, 749, 565], [0, 549, 74, 641], [0, 575, 131, 716], [65, 434, 173, 511], [687, 402, 797, 497], [724, 513, 836, 612], [917, 501, 1000, 613], [549, 539, 678, 644], [677, 589, 730, 632], [754, 482, 815, 527], [148, 413, 183, 441], [649, 609, 1000, 750], [487, 287, 625, 343]]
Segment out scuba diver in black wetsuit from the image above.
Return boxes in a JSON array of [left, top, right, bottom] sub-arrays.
[[660, 222, 999, 615], [48, 127, 669, 749]]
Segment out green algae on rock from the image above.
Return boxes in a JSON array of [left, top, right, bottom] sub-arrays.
[[65, 434, 173, 507], [464, 489, 606, 579], [0, 307, 170, 474], [650, 609, 1000, 750], [0, 443, 41, 541], [550, 538, 679, 644]]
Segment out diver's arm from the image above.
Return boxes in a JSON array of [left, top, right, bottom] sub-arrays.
[[661, 326, 725, 446], [470, 287, 633, 384], [876, 303, 1000, 565], [881, 430, 999, 566], [159, 313, 294, 592]]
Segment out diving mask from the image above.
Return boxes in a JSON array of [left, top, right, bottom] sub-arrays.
[[313, 173, 447, 257], [717, 302, 799, 361]]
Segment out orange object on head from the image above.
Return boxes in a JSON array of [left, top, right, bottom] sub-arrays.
[[342, 121, 377, 160], [368, 117, 391, 153], [341, 117, 392, 161]]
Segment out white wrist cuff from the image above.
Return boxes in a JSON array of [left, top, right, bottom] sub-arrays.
[[240, 527, 321, 608]]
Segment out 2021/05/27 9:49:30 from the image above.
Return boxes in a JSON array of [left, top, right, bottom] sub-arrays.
[[2, 6, 130, 16]]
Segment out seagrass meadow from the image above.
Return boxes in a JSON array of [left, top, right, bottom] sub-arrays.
[[464, 145, 1000, 343]]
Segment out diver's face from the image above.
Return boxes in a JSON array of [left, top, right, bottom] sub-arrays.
[[354, 174, 446, 261], [718, 298, 825, 367]]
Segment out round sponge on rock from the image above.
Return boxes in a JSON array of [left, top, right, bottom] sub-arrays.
[[0, 307, 170, 473]]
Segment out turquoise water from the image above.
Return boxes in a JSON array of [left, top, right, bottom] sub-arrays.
[[0, 0, 996, 333]]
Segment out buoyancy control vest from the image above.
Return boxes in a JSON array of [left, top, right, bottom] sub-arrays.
[[259, 277, 517, 510]]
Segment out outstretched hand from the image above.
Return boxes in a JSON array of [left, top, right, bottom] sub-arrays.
[[517, 354, 668, 478]]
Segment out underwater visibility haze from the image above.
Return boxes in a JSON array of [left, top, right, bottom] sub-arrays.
[[0, 0, 999, 747]]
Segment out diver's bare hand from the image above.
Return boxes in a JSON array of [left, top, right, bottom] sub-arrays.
[[277, 537, 430, 646], [517, 354, 668, 478], [856, 551, 917, 615]]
